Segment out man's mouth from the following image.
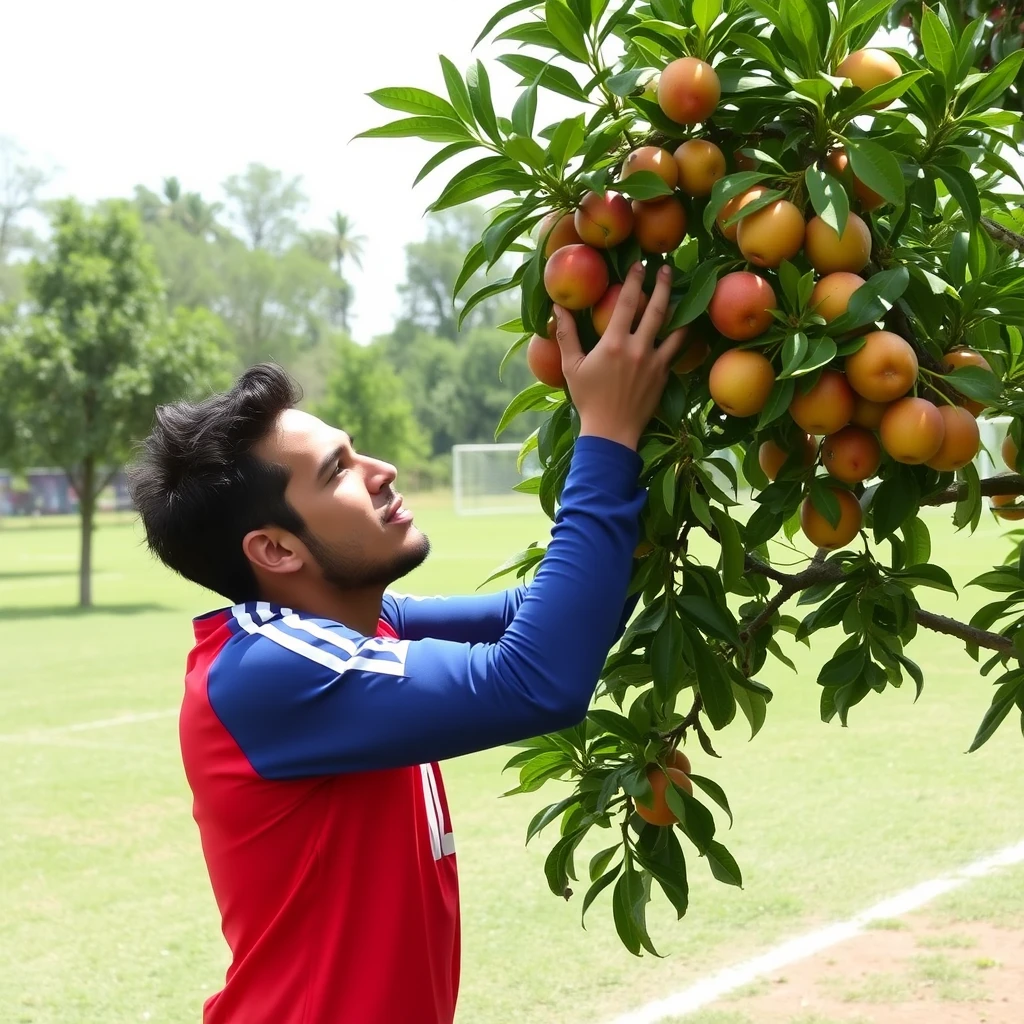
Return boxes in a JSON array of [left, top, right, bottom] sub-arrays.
[[384, 495, 413, 524]]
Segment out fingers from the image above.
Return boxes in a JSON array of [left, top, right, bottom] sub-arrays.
[[551, 306, 584, 377], [634, 264, 674, 346], [654, 326, 690, 370], [604, 261, 647, 338]]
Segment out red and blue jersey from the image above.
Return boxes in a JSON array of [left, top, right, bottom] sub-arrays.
[[178, 436, 646, 1024]]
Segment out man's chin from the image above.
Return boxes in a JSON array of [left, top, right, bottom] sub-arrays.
[[390, 530, 430, 582]]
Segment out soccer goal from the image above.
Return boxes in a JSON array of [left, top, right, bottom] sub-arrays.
[[451, 443, 543, 516]]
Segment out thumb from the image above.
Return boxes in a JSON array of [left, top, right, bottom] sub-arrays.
[[552, 306, 584, 375]]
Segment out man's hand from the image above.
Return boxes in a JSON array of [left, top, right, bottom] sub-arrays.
[[553, 262, 687, 451]]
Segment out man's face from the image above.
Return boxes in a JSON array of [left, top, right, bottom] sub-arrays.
[[255, 408, 430, 590]]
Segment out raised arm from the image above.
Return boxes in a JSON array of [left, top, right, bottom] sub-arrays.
[[206, 262, 685, 777], [380, 586, 530, 645], [208, 438, 646, 776]]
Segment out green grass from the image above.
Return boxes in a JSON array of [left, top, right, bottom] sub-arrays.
[[2, 503, 1024, 1024]]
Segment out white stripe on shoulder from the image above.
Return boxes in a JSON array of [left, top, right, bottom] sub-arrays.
[[231, 608, 408, 678], [385, 590, 445, 602]]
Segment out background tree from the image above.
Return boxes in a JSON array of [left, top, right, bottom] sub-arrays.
[[312, 336, 429, 470], [0, 137, 48, 305], [363, 0, 1024, 955], [222, 163, 307, 252], [0, 199, 226, 606]]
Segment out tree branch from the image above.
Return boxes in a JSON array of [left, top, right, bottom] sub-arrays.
[[982, 216, 1024, 254], [743, 554, 1019, 659], [915, 610, 1014, 655], [921, 474, 1024, 506], [741, 555, 842, 640]]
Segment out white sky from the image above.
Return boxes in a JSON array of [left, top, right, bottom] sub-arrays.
[[1, 0, 572, 342]]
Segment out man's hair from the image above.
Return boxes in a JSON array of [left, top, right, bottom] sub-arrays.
[[127, 363, 307, 604]]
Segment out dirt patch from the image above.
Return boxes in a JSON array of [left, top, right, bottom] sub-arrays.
[[707, 915, 1024, 1024]]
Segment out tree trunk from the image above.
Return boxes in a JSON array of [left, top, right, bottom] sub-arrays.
[[78, 457, 94, 608]]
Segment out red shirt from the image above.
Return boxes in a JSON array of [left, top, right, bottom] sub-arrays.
[[180, 613, 460, 1024]]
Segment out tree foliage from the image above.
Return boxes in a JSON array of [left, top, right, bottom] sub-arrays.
[[0, 199, 227, 606], [363, 0, 1024, 953]]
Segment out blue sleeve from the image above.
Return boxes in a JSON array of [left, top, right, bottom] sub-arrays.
[[380, 586, 529, 644], [208, 436, 647, 778]]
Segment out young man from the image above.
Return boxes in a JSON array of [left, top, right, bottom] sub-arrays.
[[128, 262, 684, 1024]]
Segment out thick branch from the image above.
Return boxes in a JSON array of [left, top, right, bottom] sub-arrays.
[[920, 474, 1024, 506], [982, 216, 1024, 254], [915, 610, 1014, 655]]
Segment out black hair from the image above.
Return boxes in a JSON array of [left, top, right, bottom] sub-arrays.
[[127, 363, 307, 604]]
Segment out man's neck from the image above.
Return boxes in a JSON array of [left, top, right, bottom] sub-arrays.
[[258, 579, 386, 637]]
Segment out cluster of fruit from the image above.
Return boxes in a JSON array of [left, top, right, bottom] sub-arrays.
[[524, 47, 1000, 560]]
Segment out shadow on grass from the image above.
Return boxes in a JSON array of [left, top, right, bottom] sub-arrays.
[[0, 570, 78, 581], [0, 602, 170, 622]]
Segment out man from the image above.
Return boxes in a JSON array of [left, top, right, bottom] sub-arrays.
[[127, 262, 684, 1024]]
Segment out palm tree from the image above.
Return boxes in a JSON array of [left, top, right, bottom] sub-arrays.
[[330, 213, 366, 332]]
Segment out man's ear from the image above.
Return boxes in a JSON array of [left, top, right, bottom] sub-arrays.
[[242, 529, 305, 577]]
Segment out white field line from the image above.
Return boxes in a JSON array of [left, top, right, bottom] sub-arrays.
[[0, 708, 177, 742], [608, 838, 1024, 1024]]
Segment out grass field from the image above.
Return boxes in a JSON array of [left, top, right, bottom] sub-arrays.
[[2, 496, 1024, 1024]]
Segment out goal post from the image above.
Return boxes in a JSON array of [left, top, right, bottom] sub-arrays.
[[451, 443, 543, 516]]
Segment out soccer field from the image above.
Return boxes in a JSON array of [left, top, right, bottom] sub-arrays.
[[2, 498, 1023, 1024]]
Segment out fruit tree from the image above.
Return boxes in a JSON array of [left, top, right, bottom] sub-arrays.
[[360, 0, 1024, 954]]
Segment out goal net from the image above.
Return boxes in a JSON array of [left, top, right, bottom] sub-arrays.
[[452, 443, 542, 516], [452, 419, 1012, 516]]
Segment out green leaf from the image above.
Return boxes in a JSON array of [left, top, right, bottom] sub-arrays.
[[439, 55, 476, 124], [944, 365, 1001, 404], [495, 382, 560, 439], [846, 139, 905, 207], [705, 840, 743, 887], [962, 48, 1024, 114], [651, 609, 685, 704], [588, 708, 644, 744], [954, 461, 982, 532], [732, 682, 768, 739], [607, 67, 649, 96], [827, 267, 910, 335], [841, 69, 930, 116], [805, 164, 850, 237], [367, 87, 460, 120], [612, 870, 643, 956], [545, 0, 590, 62], [710, 506, 744, 593], [497, 53, 590, 102], [546, 114, 586, 174], [459, 266, 525, 329], [454, 241, 487, 298], [526, 795, 580, 843], [684, 627, 736, 730], [582, 860, 622, 924], [968, 678, 1023, 752], [703, 171, 771, 233], [933, 164, 981, 231], [871, 474, 920, 542], [677, 594, 739, 645], [664, 262, 722, 331], [757, 378, 796, 428], [354, 116, 472, 143], [891, 563, 957, 594], [920, 5, 955, 88], [511, 84, 538, 139], [474, 0, 540, 46], [614, 170, 674, 200], [692, 0, 722, 35], [688, 774, 733, 827], [413, 141, 478, 187], [792, 337, 838, 378], [467, 61, 501, 143]]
